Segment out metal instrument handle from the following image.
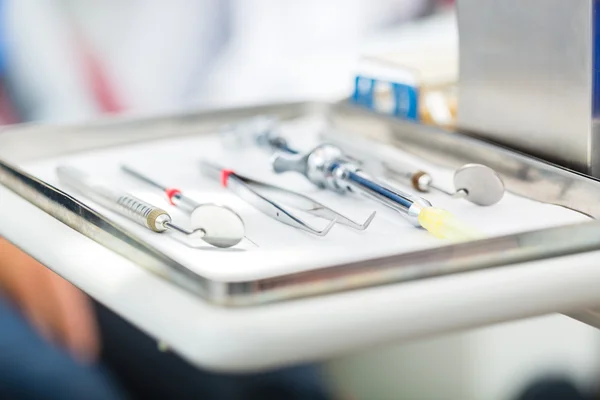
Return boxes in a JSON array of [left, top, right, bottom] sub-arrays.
[[198, 161, 224, 182], [321, 130, 433, 192], [271, 152, 309, 175], [121, 165, 201, 214], [113, 195, 170, 232], [56, 166, 170, 232], [270, 143, 433, 226]]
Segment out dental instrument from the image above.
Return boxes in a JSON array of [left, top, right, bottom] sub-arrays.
[[271, 144, 480, 240], [221, 116, 504, 206], [56, 165, 245, 248], [320, 129, 505, 206], [199, 161, 376, 236]]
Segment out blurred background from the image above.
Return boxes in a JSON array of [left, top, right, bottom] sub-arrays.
[[2, 1, 600, 399], [0, 0, 453, 123]]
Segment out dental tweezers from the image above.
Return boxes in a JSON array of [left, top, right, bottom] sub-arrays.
[[200, 161, 375, 236]]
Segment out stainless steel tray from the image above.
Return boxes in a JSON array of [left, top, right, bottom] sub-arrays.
[[2, 100, 600, 307]]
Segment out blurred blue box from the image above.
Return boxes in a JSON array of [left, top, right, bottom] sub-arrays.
[[352, 75, 419, 121]]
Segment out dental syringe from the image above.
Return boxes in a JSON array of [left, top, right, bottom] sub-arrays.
[[271, 144, 481, 240], [220, 116, 504, 207]]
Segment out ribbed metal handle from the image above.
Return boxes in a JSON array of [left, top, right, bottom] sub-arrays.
[[114, 194, 168, 232], [57, 165, 169, 232]]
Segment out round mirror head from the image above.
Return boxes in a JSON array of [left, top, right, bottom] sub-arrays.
[[190, 204, 245, 248], [453, 164, 505, 206]]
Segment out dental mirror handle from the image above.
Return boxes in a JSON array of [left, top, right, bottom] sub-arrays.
[[271, 152, 309, 176], [120, 165, 201, 214], [56, 166, 171, 233]]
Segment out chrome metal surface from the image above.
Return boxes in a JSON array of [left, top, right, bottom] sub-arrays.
[[416, 173, 433, 192], [4, 101, 600, 307], [328, 102, 600, 219], [121, 164, 198, 214], [322, 124, 506, 205], [57, 165, 171, 233], [188, 204, 245, 248], [453, 164, 505, 207], [241, 219, 600, 305], [0, 102, 325, 164], [321, 128, 418, 184], [452, 189, 468, 200], [121, 164, 199, 212], [8, 151, 600, 307], [162, 221, 205, 241], [457, 0, 599, 175], [198, 160, 371, 235], [0, 159, 219, 300], [227, 175, 335, 237], [155, 214, 172, 231], [273, 143, 430, 226], [121, 165, 167, 191], [200, 161, 335, 235], [342, 169, 427, 227], [57, 165, 242, 248], [272, 144, 351, 191]]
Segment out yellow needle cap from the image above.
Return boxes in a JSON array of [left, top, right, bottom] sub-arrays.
[[417, 207, 483, 241]]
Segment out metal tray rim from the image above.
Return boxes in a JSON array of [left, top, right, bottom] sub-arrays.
[[2, 100, 600, 307]]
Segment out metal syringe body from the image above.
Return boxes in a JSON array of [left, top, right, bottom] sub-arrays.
[[272, 144, 432, 227], [223, 117, 435, 194]]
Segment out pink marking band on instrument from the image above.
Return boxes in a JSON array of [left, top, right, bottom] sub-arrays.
[[164, 188, 182, 205], [221, 169, 234, 188]]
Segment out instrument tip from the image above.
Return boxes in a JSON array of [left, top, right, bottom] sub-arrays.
[[417, 207, 483, 241], [359, 211, 377, 230], [243, 236, 260, 248], [317, 218, 337, 237]]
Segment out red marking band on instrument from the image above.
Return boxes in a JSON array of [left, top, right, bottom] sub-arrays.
[[221, 169, 234, 188], [164, 188, 182, 205]]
